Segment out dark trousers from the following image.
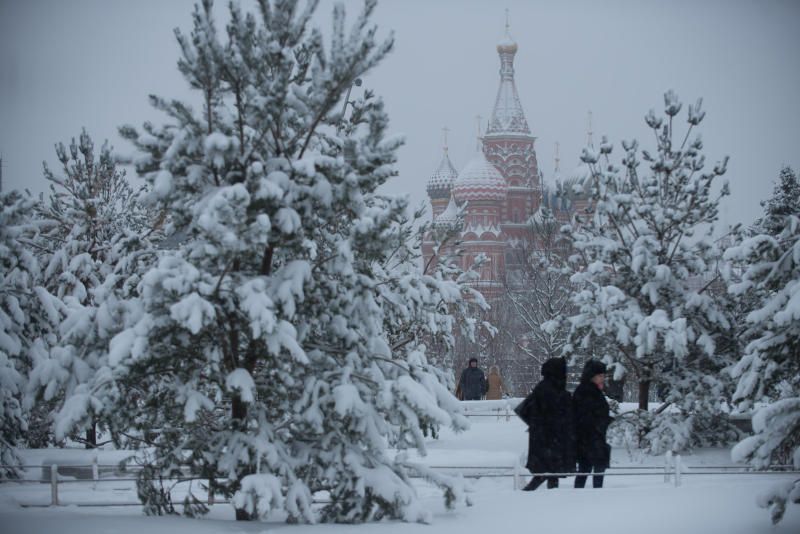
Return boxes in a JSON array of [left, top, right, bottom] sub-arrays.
[[574, 458, 605, 488], [524, 476, 559, 491]]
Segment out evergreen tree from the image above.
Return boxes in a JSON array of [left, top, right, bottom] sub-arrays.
[[25, 129, 153, 448], [561, 92, 737, 452], [62, 0, 475, 522], [753, 166, 800, 237], [727, 212, 800, 524], [0, 192, 61, 478]]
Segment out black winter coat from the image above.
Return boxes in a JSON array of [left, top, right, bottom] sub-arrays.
[[459, 367, 487, 400], [572, 381, 613, 468], [519, 358, 575, 475]]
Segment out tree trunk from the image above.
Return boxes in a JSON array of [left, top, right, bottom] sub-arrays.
[[84, 423, 97, 449], [235, 506, 253, 521], [232, 394, 254, 521], [232, 395, 247, 423], [638, 380, 650, 411]]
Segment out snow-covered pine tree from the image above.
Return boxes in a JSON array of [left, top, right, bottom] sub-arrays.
[[25, 129, 153, 448], [752, 166, 800, 237], [726, 212, 800, 524], [0, 192, 61, 478], [561, 92, 738, 452], [104, 0, 472, 523]]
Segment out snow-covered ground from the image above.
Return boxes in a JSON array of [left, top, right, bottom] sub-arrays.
[[1, 410, 798, 534]]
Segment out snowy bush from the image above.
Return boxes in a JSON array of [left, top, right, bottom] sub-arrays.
[[609, 409, 739, 455]]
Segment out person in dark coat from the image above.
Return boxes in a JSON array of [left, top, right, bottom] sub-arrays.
[[573, 359, 613, 488], [458, 358, 487, 401], [519, 357, 575, 491]]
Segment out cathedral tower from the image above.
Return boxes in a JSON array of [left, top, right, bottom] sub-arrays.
[[482, 25, 541, 264], [423, 23, 543, 294]]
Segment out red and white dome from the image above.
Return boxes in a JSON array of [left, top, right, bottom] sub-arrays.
[[453, 151, 508, 202]]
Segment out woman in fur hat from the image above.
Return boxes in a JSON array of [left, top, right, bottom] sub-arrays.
[[573, 359, 613, 488]]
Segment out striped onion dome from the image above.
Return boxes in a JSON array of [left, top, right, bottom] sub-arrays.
[[453, 151, 508, 202], [426, 149, 458, 200]]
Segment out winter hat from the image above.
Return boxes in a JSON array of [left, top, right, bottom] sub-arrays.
[[541, 357, 567, 387], [580, 359, 607, 383]]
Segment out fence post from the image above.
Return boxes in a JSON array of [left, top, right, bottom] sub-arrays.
[[50, 464, 59, 506], [208, 478, 214, 506], [513, 462, 520, 490], [674, 454, 682, 487], [664, 450, 672, 483], [92, 455, 99, 490]]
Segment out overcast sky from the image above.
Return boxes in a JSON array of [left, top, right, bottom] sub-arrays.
[[1, 0, 798, 229]]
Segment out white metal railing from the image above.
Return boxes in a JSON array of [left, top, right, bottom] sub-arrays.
[[2, 454, 799, 507]]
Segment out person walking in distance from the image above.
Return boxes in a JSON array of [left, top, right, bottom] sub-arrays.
[[518, 357, 575, 490], [486, 366, 504, 400], [573, 359, 613, 489], [458, 358, 487, 401]]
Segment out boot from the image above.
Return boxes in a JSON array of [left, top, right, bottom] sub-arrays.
[[522, 476, 545, 491]]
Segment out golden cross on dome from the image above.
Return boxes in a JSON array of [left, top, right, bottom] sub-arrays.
[[442, 126, 450, 152]]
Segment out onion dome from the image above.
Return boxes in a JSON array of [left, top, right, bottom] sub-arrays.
[[496, 34, 518, 55], [453, 151, 508, 203], [426, 148, 458, 200], [435, 194, 460, 227]]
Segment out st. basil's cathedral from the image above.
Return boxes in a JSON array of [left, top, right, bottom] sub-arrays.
[[421, 28, 584, 299]]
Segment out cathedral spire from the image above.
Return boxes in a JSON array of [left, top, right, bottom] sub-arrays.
[[486, 15, 531, 137], [554, 141, 561, 173]]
